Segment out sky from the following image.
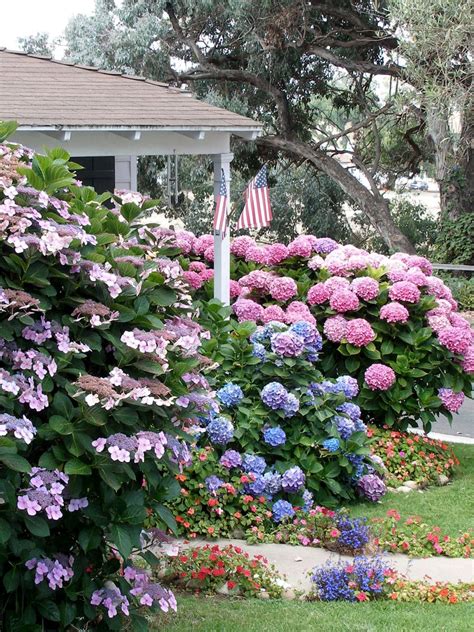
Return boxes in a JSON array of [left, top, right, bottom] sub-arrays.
[[2, 0, 96, 52]]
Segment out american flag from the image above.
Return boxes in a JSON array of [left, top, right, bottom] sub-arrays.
[[236, 165, 272, 230], [213, 169, 229, 233]]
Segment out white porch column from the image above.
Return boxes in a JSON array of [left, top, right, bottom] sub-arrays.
[[212, 152, 234, 305]]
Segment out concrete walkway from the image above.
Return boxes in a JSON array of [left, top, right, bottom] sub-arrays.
[[181, 539, 474, 593]]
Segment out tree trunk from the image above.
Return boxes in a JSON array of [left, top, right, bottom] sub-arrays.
[[259, 135, 416, 253]]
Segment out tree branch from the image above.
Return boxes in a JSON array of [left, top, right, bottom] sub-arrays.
[[305, 45, 400, 76]]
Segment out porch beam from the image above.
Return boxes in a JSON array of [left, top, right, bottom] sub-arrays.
[[212, 151, 234, 306]]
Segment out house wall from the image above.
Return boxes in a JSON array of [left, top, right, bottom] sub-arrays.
[[115, 155, 137, 192]]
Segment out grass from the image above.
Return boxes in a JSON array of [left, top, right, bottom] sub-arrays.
[[154, 595, 474, 632], [349, 444, 474, 533]]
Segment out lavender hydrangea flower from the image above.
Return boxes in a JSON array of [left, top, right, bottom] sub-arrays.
[[216, 382, 244, 407], [244, 474, 267, 496], [334, 415, 356, 439], [270, 332, 305, 357], [289, 321, 322, 347], [282, 393, 299, 418], [336, 376, 359, 399], [242, 454, 267, 475], [206, 417, 234, 445], [302, 488, 314, 512], [263, 426, 286, 447], [336, 402, 361, 421], [261, 382, 289, 409], [263, 471, 282, 495], [0, 413, 36, 444], [281, 466, 306, 493], [357, 474, 387, 502], [219, 449, 242, 469], [205, 475, 224, 493], [252, 342, 267, 362], [91, 586, 130, 618], [25, 554, 74, 590], [272, 499, 295, 523]]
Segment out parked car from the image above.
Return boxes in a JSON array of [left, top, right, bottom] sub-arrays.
[[408, 179, 429, 191]]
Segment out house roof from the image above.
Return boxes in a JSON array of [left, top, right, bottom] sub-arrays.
[[0, 49, 261, 132]]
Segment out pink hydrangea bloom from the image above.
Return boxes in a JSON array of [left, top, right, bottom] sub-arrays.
[[262, 305, 286, 324], [425, 276, 451, 300], [387, 268, 407, 283], [203, 246, 214, 262], [287, 236, 314, 258], [407, 255, 432, 275], [427, 314, 451, 333], [379, 301, 409, 324], [307, 283, 330, 305], [323, 316, 348, 342], [230, 280, 242, 299], [344, 319, 376, 347], [182, 271, 203, 290], [438, 388, 465, 413], [388, 281, 421, 304], [326, 259, 352, 277], [267, 243, 289, 265], [238, 270, 273, 292], [245, 246, 268, 264], [437, 326, 472, 355], [308, 255, 325, 270], [231, 236, 255, 257], [329, 289, 360, 313], [192, 234, 214, 255], [324, 277, 351, 295], [404, 267, 427, 286], [232, 299, 264, 323], [285, 301, 316, 325], [175, 230, 195, 254], [269, 276, 298, 302], [351, 277, 379, 301], [364, 363, 396, 391], [189, 261, 207, 274], [461, 345, 474, 373], [449, 313, 471, 330], [200, 269, 214, 282]]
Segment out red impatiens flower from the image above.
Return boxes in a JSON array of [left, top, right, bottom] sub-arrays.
[[227, 580, 236, 589], [356, 592, 368, 601]]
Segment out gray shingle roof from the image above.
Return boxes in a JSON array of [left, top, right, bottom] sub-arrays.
[[0, 49, 261, 130]]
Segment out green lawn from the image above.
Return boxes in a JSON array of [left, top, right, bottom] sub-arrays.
[[349, 444, 474, 533], [154, 595, 473, 632]]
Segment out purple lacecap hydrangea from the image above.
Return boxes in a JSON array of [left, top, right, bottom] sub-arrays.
[[263, 471, 282, 496], [125, 566, 177, 612], [263, 426, 286, 447], [206, 417, 234, 445], [216, 382, 244, 407], [270, 332, 305, 357], [336, 402, 362, 421], [272, 499, 295, 523], [219, 449, 242, 469], [335, 415, 356, 440], [261, 382, 289, 409], [357, 474, 387, 502], [0, 413, 36, 444], [25, 554, 74, 590], [242, 454, 267, 475], [205, 475, 224, 493], [91, 586, 130, 618], [281, 466, 306, 493]]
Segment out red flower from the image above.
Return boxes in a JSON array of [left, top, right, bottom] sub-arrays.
[[387, 509, 401, 521], [212, 568, 225, 577], [250, 505, 257, 513], [356, 592, 368, 601], [179, 555, 189, 563], [207, 526, 215, 534], [187, 508, 195, 515], [208, 498, 219, 507], [227, 580, 236, 589], [234, 511, 242, 519], [240, 475, 250, 484]]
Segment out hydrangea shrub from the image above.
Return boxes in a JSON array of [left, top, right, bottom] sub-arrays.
[[0, 132, 211, 628], [174, 233, 473, 431], [198, 318, 385, 507]]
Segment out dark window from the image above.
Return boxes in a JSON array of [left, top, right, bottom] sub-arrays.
[[71, 156, 115, 194]]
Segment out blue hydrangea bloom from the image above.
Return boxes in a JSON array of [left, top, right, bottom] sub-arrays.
[[263, 426, 287, 447], [252, 342, 267, 362], [322, 438, 340, 453], [334, 415, 356, 440], [272, 499, 295, 523], [354, 418, 367, 433], [250, 327, 266, 343], [346, 453, 365, 480], [242, 454, 267, 475], [219, 449, 242, 469], [216, 382, 244, 407], [282, 393, 299, 417], [206, 417, 234, 445], [336, 375, 359, 399], [281, 466, 306, 493], [305, 346, 320, 362], [205, 475, 224, 492], [244, 474, 267, 496], [261, 382, 289, 409], [289, 321, 321, 346], [337, 402, 361, 421], [263, 471, 282, 496]]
